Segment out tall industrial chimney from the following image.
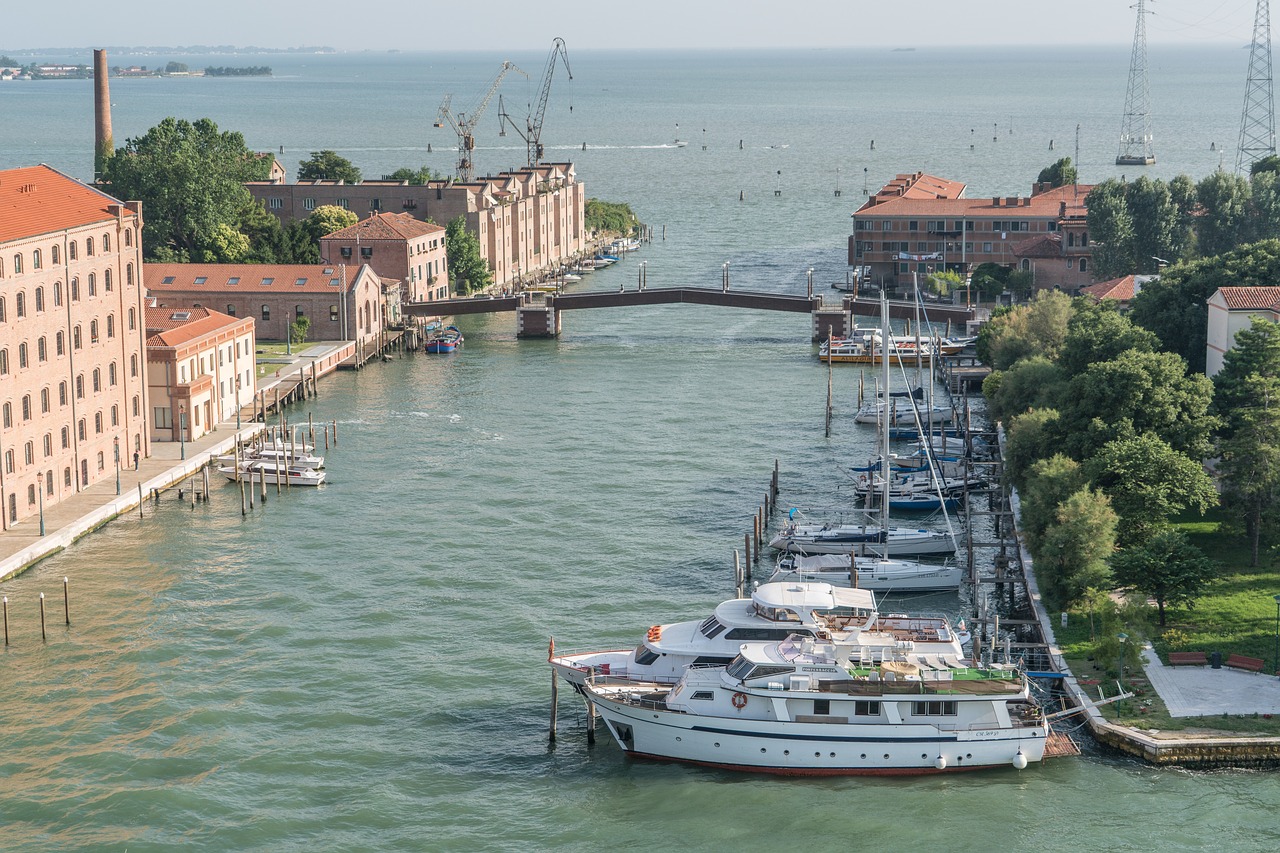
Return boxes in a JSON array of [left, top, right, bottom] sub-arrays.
[[93, 49, 113, 181]]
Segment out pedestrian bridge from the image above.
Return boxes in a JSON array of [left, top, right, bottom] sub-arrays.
[[401, 286, 976, 340]]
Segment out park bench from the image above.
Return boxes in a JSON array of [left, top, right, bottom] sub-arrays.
[[1167, 651, 1208, 666], [1225, 654, 1265, 672]]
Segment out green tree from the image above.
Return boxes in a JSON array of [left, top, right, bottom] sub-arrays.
[[297, 150, 362, 183], [1084, 433, 1217, 547], [969, 262, 1010, 301], [1006, 269, 1035, 301], [202, 222, 251, 263], [1085, 179, 1135, 280], [1250, 170, 1280, 242], [303, 204, 359, 245], [1038, 488, 1118, 611], [102, 117, 268, 261], [290, 316, 311, 346], [384, 166, 437, 185], [1019, 454, 1086, 551], [1058, 349, 1218, 461], [1213, 317, 1280, 438], [445, 216, 492, 294], [1217, 375, 1280, 565], [1129, 238, 1280, 372], [1196, 171, 1251, 257], [585, 199, 640, 235], [1037, 157, 1077, 188], [925, 270, 964, 297], [976, 290, 1073, 370], [1127, 176, 1177, 274], [1252, 155, 1280, 176], [1167, 173, 1199, 260], [983, 356, 1067, 426], [1110, 530, 1216, 626], [1003, 408, 1062, 491], [1056, 299, 1157, 377]]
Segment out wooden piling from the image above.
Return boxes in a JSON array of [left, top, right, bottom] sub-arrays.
[[825, 331, 833, 437], [39, 592, 46, 641], [586, 702, 596, 745], [138, 483, 144, 518], [745, 531, 754, 573], [549, 637, 559, 743], [308, 413, 315, 448], [333, 420, 338, 446], [2, 596, 7, 645], [63, 577, 70, 625], [753, 514, 760, 560], [260, 462, 266, 502], [734, 548, 743, 597]]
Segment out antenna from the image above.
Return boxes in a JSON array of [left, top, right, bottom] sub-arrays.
[[1237, 0, 1277, 173], [1116, 0, 1156, 166]]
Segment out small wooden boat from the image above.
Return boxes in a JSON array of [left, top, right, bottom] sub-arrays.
[[425, 325, 463, 354]]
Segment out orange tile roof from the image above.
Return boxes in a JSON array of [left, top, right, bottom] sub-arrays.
[[144, 306, 247, 348], [1216, 285, 1280, 310], [0, 164, 134, 243], [856, 178, 1094, 219], [1082, 275, 1137, 302], [321, 212, 445, 242], [144, 262, 366, 294], [1011, 233, 1062, 259]]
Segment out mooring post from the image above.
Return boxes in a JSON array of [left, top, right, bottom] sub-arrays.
[[138, 483, 144, 518], [333, 420, 338, 446], [734, 549, 743, 598], [586, 701, 597, 745], [63, 577, 69, 625], [39, 592, 46, 642], [549, 637, 559, 743], [825, 331, 833, 437], [2, 596, 7, 645], [745, 531, 753, 574], [309, 413, 315, 448]]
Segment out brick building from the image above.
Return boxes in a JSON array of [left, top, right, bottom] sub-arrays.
[[0, 165, 150, 528], [144, 263, 390, 347], [849, 173, 1096, 293], [144, 307, 255, 444], [319, 213, 448, 304], [247, 162, 586, 289]]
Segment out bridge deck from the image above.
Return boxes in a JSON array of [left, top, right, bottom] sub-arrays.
[[403, 287, 821, 317]]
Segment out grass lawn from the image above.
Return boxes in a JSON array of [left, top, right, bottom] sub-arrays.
[[1046, 506, 1280, 734], [254, 343, 294, 380]]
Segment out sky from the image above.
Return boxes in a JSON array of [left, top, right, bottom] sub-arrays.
[[0, 0, 1264, 52]]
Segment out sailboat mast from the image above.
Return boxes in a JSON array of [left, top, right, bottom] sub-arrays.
[[881, 290, 892, 536]]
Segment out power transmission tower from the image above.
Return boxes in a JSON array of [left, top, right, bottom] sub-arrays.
[[1117, 0, 1156, 165], [1237, 0, 1276, 173]]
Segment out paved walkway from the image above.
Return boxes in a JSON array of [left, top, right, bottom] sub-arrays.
[[1140, 642, 1280, 717], [0, 418, 267, 583]]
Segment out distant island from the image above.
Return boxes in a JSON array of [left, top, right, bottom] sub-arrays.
[[204, 66, 272, 77], [0, 45, 334, 56]]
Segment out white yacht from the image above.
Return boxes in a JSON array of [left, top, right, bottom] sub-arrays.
[[218, 461, 326, 487], [549, 582, 967, 690], [214, 447, 325, 470], [585, 634, 1049, 776], [768, 520, 955, 556], [770, 553, 963, 592]]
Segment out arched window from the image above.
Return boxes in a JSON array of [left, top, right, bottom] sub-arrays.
[[88, 273, 96, 297], [107, 315, 115, 338], [39, 388, 48, 413], [1020, 259, 1031, 271], [43, 433, 51, 457], [21, 395, 31, 420], [27, 484, 35, 506], [109, 362, 117, 385], [32, 249, 41, 270], [97, 451, 104, 470], [12, 254, 21, 274], [111, 405, 118, 426], [132, 395, 139, 417], [4, 450, 13, 474], [71, 277, 79, 301], [295, 304, 305, 318], [56, 331, 64, 356], [37, 337, 46, 362], [226, 304, 236, 316], [1, 402, 9, 428], [73, 325, 82, 349], [15, 292, 25, 317], [86, 237, 95, 256], [90, 320, 99, 343], [104, 269, 112, 291], [0, 296, 6, 322], [261, 304, 271, 321], [58, 382, 67, 406], [45, 471, 52, 495], [17, 342, 27, 368], [126, 263, 134, 286], [94, 412, 102, 434], [61, 426, 69, 449], [1080, 258, 1089, 273], [130, 354, 138, 377], [77, 419, 86, 441], [68, 241, 77, 261], [92, 368, 100, 392], [124, 229, 132, 248], [75, 374, 83, 398], [103, 233, 111, 252], [24, 441, 33, 465], [63, 467, 71, 488], [0, 348, 8, 375], [51, 245, 60, 265], [54, 282, 62, 307], [35, 287, 44, 312]]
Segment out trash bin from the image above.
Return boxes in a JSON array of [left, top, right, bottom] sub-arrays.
[[1210, 651, 1223, 669]]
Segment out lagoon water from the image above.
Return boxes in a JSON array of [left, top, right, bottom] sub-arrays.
[[1, 47, 1280, 850]]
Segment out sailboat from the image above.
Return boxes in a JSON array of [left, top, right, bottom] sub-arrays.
[[769, 292, 958, 561]]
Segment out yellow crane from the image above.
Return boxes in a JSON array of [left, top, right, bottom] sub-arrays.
[[435, 60, 527, 182]]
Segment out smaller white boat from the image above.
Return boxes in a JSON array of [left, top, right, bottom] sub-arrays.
[[770, 519, 955, 556], [214, 448, 325, 470], [563, 273, 583, 282], [219, 462, 326, 487], [771, 554, 963, 591]]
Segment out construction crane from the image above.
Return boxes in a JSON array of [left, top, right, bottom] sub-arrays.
[[435, 60, 527, 183], [500, 37, 572, 168]]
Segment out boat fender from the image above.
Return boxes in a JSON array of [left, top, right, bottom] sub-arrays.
[[934, 756, 947, 770], [1012, 751, 1028, 770], [731, 691, 748, 710]]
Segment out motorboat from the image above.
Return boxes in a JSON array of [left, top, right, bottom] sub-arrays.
[[219, 461, 327, 487], [549, 581, 968, 690], [426, 325, 463, 354], [584, 634, 1049, 775], [214, 447, 324, 470], [770, 553, 963, 591], [768, 519, 955, 556]]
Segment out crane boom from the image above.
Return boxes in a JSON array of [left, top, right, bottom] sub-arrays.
[[500, 37, 572, 168], [435, 60, 527, 182]]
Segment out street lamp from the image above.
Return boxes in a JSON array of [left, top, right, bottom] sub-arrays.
[[286, 312, 292, 356], [1273, 594, 1280, 677], [36, 472, 44, 537], [179, 405, 186, 460], [113, 436, 120, 496], [1117, 632, 1129, 710], [235, 377, 242, 430]]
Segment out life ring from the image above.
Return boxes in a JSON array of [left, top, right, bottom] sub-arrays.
[[731, 691, 748, 709]]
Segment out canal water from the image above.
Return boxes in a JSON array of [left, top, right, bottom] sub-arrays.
[[1, 46, 1279, 850]]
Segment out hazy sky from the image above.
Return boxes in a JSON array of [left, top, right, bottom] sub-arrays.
[[0, 0, 1263, 51]]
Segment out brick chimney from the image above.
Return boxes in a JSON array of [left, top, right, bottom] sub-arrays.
[[93, 49, 113, 181]]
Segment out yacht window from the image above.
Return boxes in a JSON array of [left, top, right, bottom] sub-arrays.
[[725, 627, 813, 641], [692, 655, 733, 666], [813, 699, 831, 715], [911, 701, 957, 717], [726, 655, 755, 681], [745, 664, 794, 681], [854, 701, 881, 716], [690, 691, 715, 701], [633, 645, 660, 667], [698, 616, 727, 639], [754, 604, 801, 622]]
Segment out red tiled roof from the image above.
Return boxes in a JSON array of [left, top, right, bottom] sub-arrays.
[[1082, 275, 1137, 302], [1216, 285, 1280, 310], [144, 262, 366, 294], [144, 306, 247, 348], [856, 178, 1094, 219], [0, 164, 133, 243], [321, 212, 445, 242], [1011, 233, 1062, 259]]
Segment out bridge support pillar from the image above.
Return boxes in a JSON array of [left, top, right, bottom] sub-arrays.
[[517, 304, 561, 338], [812, 306, 849, 342]]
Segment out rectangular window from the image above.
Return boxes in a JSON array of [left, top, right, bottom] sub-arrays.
[[982, 242, 993, 253], [304, 198, 316, 211], [908, 221, 918, 231], [337, 198, 349, 209], [881, 221, 892, 231], [154, 407, 173, 430], [269, 197, 283, 209], [911, 700, 957, 716], [854, 701, 880, 716]]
